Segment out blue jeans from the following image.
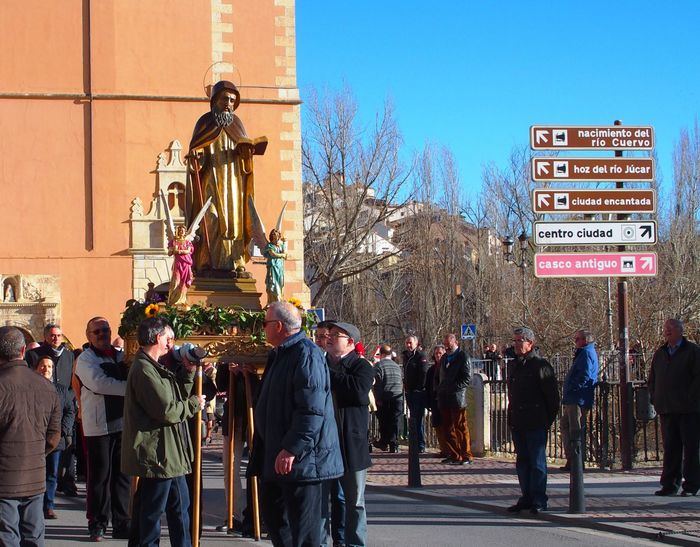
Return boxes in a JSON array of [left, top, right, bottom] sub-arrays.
[[512, 427, 549, 509], [321, 478, 345, 546], [339, 469, 367, 547], [131, 476, 191, 547], [406, 391, 428, 450], [0, 494, 44, 547], [44, 450, 61, 511]]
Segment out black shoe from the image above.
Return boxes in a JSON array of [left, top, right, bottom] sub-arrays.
[[530, 506, 546, 515], [372, 441, 388, 451], [681, 488, 698, 497], [389, 443, 399, 453], [112, 522, 131, 539], [507, 503, 529, 513], [559, 462, 571, 471], [62, 487, 79, 497], [441, 457, 455, 464], [654, 488, 678, 496]]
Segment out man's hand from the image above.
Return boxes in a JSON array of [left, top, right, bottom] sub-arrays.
[[274, 449, 295, 475]]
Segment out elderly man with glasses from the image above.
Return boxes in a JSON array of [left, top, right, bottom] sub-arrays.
[[74, 317, 131, 541], [248, 302, 343, 546]]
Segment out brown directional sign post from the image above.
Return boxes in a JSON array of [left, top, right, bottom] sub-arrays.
[[532, 188, 656, 214], [530, 125, 654, 150], [531, 157, 654, 182]]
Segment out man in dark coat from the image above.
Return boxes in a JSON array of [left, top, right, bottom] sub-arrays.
[[402, 335, 430, 453], [506, 327, 560, 515], [437, 333, 473, 465], [373, 344, 404, 453], [326, 321, 374, 547], [0, 326, 61, 546], [26, 323, 79, 496], [249, 302, 343, 546], [648, 318, 700, 496]]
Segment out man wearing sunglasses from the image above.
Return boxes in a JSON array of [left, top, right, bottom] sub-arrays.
[[74, 317, 131, 541]]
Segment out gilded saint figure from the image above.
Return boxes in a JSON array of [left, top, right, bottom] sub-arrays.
[[187, 80, 267, 274]]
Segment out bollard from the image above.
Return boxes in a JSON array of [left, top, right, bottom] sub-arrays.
[[568, 433, 586, 513], [407, 417, 422, 487]]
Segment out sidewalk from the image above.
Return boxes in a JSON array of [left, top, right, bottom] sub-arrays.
[[367, 450, 700, 546]]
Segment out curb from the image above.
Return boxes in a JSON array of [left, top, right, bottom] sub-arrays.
[[367, 483, 700, 546]]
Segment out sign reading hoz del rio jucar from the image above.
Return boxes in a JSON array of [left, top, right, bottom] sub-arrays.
[[531, 158, 654, 182]]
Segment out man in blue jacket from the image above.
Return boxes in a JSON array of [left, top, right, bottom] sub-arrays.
[[560, 329, 599, 471], [250, 302, 343, 546]]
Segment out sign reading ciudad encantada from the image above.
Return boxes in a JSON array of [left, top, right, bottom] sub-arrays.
[[532, 188, 655, 214]]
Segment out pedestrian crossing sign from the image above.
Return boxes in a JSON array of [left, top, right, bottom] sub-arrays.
[[461, 323, 476, 340]]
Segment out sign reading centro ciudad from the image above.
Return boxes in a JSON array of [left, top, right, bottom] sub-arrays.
[[529, 123, 656, 278]]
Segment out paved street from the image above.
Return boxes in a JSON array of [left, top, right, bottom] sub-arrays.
[[44, 442, 700, 546]]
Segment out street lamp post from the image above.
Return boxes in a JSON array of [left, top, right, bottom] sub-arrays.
[[502, 231, 530, 325]]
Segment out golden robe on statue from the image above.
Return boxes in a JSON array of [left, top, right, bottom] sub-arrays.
[[187, 81, 267, 273]]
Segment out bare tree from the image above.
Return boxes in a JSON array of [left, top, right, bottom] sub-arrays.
[[302, 87, 411, 306]]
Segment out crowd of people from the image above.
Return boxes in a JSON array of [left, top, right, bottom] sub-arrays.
[[0, 313, 697, 546]]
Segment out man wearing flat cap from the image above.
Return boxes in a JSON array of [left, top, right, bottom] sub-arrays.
[[187, 80, 268, 273], [326, 321, 374, 547]]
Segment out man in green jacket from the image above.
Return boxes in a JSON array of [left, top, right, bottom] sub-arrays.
[[122, 317, 205, 546]]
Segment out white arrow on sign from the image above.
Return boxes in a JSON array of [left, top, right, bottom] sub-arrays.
[[641, 256, 653, 270], [536, 162, 550, 176], [537, 193, 551, 208], [535, 129, 549, 144]]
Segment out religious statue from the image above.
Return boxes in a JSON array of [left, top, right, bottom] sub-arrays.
[[161, 190, 212, 306], [262, 229, 287, 303], [3, 283, 15, 302], [186, 80, 268, 275], [248, 197, 288, 304]]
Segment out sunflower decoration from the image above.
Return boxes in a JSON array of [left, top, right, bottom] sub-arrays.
[[287, 297, 303, 311], [144, 303, 160, 318]]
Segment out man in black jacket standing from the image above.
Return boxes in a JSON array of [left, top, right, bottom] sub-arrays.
[[26, 324, 79, 497], [437, 333, 473, 465], [327, 321, 374, 547], [506, 327, 559, 515], [648, 318, 700, 496], [403, 335, 430, 453], [373, 344, 404, 453]]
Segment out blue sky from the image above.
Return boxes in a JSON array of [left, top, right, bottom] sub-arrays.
[[296, 1, 700, 201]]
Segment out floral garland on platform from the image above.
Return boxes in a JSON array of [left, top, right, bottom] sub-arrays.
[[118, 299, 316, 343]]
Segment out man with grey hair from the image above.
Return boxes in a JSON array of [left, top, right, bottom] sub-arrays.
[[648, 318, 700, 496], [506, 327, 559, 515], [249, 302, 343, 546], [0, 326, 61, 546], [560, 329, 599, 471], [122, 317, 205, 545]]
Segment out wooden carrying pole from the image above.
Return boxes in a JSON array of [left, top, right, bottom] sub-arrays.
[[226, 369, 236, 530], [243, 370, 261, 541], [192, 365, 203, 547]]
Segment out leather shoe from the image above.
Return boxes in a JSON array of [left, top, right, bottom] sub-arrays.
[[654, 488, 678, 496], [507, 503, 529, 513], [559, 462, 571, 471], [681, 488, 698, 497], [530, 506, 546, 515], [44, 509, 57, 519]]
